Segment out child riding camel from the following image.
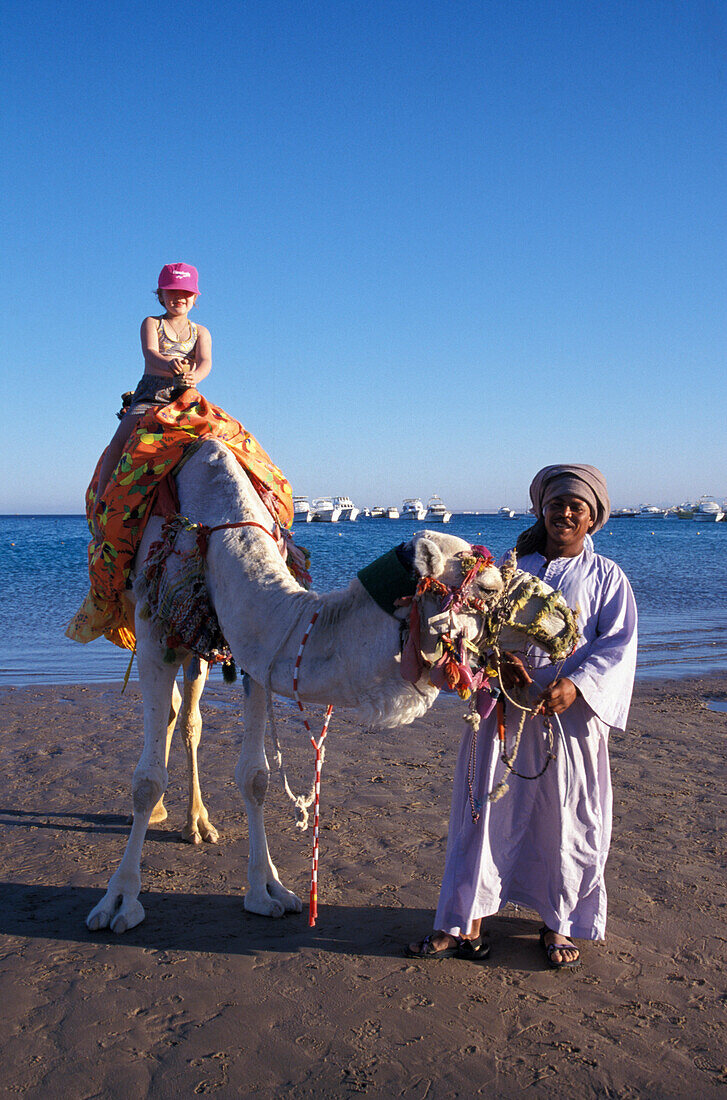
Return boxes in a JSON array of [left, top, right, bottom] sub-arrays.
[[94, 263, 212, 524], [68, 263, 300, 651]]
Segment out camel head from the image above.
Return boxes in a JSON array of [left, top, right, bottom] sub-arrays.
[[411, 530, 504, 597], [400, 532, 579, 697]]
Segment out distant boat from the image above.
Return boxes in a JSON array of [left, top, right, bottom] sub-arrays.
[[673, 501, 696, 519], [311, 498, 342, 523], [693, 496, 724, 522], [637, 505, 665, 519], [369, 506, 386, 519], [333, 496, 359, 521], [498, 506, 516, 518], [386, 506, 400, 519], [401, 498, 426, 520], [293, 496, 312, 523], [612, 507, 638, 518], [424, 495, 452, 524]]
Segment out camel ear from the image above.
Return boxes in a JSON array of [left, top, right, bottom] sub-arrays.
[[413, 536, 445, 578]]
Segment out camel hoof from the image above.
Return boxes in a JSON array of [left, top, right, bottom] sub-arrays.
[[244, 891, 287, 918], [86, 893, 145, 934], [267, 880, 303, 913], [86, 904, 111, 932], [182, 819, 219, 845], [110, 899, 145, 934]]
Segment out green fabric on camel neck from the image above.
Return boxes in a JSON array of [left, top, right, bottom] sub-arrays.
[[357, 548, 417, 617]]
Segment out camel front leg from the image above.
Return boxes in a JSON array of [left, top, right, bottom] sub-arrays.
[[179, 658, 219, 845], [236, 678, 302, 917], [87, 651, 178, 934]]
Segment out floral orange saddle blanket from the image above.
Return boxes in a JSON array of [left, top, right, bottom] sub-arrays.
[[66, 390, 295, 651]]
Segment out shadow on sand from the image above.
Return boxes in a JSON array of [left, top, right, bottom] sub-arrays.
[[0, 880, 549, 970], [0, 806, 181, 842]]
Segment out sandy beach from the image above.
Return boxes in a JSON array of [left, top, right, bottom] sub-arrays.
[[0, 674, 725, 1098]]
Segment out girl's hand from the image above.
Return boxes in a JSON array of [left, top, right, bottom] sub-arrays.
[[535, 678, 578, 716], [169, 357, 189, 376]]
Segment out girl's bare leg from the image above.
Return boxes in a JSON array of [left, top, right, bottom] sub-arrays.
[[96, 415, 138, 505]]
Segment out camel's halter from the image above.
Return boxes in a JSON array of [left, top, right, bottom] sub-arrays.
[[401, 546, 500, 699], [481, 688, 570, 807], [465, 647, 573, 813], [192, 518, 285, 558], [194, 510, 312, 590], [473, 561, 579, 808]]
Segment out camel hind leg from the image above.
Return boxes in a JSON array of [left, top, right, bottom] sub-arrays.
[[236, 677, 302, 917], [179, 657, 219, 845], [148, 680, 181, 824]]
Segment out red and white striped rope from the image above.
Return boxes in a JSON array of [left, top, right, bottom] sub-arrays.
[[293, 609, 333, 927]]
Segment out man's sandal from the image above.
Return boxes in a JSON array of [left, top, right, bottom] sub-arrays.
[[456, 933, 490, 962], [405, 933, 461, 959], [539, 926, 581, 969], [406, 932, 491, 961]]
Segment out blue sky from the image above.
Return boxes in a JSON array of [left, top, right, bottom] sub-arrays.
[[4, 0, 726, 512]]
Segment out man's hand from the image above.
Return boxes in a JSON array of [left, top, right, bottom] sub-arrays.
[[500, 652, 533, 690], [535, 677, 578, 716]]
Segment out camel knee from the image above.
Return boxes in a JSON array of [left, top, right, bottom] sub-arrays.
[[132, 766, 167, 813], [181, 717, 202, 751], [236, 761, 269, 806]]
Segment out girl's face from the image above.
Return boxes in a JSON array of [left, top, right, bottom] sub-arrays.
[[161, 289, 196, 315]]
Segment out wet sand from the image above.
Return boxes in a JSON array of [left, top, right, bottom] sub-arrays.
[[0, 675, 725, 1098]]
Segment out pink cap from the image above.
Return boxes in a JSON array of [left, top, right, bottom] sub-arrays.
[[157, 263, 199, 294]]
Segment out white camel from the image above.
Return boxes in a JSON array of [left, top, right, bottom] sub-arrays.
[[86, 439, 576, 934]]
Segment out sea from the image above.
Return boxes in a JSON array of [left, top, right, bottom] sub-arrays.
[[1, 513, 726, 687]]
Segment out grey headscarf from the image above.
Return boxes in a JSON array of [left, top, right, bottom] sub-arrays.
[[516, 463, 611, 558]]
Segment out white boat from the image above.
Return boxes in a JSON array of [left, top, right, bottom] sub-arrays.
[[498, 506, 516, 518], [369, 506, 386, 519], [673, 501, 695, 519], [311, 497, 342, 523], [333, 496, 359, 521], [637, 505, 665, 519], [401, 498, 426, 520], [293, 496, 312, 523], [385, 506, 400, 519], [693, 496, 724, 522], [612, 507, 638, 518], [424, 495, 452, 523]]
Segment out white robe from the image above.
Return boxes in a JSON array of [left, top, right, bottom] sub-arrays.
[[434, 535, 638, 941]]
